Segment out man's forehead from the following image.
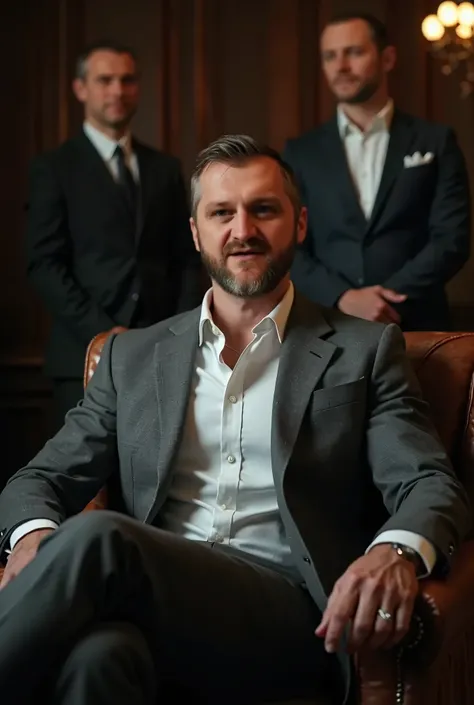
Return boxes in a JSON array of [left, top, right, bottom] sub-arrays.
[[88, 50, 135, 73], [200, 157, 283, 192], [321, 20, 371, 48]]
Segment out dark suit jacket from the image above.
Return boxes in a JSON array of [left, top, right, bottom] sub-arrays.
[[283, 110, 471, 330], [26, 129, 203, 378]]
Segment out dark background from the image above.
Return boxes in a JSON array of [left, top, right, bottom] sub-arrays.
[[2, 0, 473, 486]]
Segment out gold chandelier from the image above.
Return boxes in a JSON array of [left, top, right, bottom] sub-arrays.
[[422, 1, 474, 96]]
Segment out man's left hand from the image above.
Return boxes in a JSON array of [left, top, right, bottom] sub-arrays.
[[315, 544, 418, 654]]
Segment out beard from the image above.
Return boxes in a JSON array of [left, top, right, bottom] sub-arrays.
[[332, 74, 380, 104], [198, 232, 297, 298]]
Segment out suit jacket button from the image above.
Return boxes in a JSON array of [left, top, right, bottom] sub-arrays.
[[448, 543, 455, 555], [0, 530, 5, 538], [303, 556, 311, 564]]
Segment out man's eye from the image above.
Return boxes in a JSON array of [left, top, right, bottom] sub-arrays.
[[212, 209, 230, 217], [254, 205, 276, 216]]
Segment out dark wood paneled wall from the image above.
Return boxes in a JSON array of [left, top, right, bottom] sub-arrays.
[[2, 0, 474, 484]]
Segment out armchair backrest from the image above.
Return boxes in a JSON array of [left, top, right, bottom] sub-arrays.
[[403, 332, 474, 507], [84, 330, 474, 510]]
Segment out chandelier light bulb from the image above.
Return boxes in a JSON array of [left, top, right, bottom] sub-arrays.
[[458, 2, 474, 26], [437, 1, 460, 26], [456, 23, 473, 37], [422, 14, 446, 41]]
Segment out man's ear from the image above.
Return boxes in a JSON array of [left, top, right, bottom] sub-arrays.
[[190, 218, 200, 252], [72, 78, 86, 103], [296, 207, 307, 246], [382, 45, 397, 74]]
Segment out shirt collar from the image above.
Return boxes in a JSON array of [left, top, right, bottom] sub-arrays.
[[198, 282, 295, 347], [337, 99, 394, 138], [83, 121, 132, 162]]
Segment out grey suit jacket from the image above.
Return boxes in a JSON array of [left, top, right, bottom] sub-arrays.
[[0, 295, 471, 609]]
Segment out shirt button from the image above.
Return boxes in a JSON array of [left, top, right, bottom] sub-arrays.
[[220, 504, 227, 510], [215, 534, 223, 543], [227, 454, 236, 464], [228, 395, 237, 404]]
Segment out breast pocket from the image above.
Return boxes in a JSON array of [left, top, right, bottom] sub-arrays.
[[307, 378, 367, 467], [310, 377, 366, 414]]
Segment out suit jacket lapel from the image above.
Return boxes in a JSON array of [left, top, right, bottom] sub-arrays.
[[77, 131, 132, 222], [367, 110, 417, 232], [272, 297, 336, 481], [322, 120, 367, 230], [145, 309, 201, 523]]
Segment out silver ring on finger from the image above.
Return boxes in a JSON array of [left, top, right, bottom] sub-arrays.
[[377, 607, 393, 622]]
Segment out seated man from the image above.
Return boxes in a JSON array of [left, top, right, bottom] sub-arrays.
[[0, 135, 470, 705]]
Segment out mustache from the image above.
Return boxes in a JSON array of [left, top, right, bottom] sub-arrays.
[[223, 238, 269, 257], [334, 73, 357, 82]]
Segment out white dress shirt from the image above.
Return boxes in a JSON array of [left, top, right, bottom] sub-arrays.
[[10, 283, 436, 576], [338, 99, 393, 219], [83, 121, 139, 184], [158, 283, 297, 574]]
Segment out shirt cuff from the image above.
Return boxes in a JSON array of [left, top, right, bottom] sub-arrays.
[[366, 529, 436, 577], [8, 519, 59, 553]]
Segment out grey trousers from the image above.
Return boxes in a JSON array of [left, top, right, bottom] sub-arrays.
[[0, 511, 338, 704]]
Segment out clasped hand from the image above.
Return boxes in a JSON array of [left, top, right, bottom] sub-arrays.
[[316, 544, 418, 653]]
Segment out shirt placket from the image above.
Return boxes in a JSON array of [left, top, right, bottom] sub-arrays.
[[210, 352, 246, 544]]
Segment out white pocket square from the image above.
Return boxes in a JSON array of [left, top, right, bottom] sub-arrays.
[[403, 151, 434, 168]]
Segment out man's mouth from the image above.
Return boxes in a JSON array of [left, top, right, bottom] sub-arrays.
[[228, 251, 264, 258]]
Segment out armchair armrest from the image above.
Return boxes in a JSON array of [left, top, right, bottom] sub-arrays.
[[418, 539, 474, 652], [83, 487, 108, 512], [356, 539, 474, 705]]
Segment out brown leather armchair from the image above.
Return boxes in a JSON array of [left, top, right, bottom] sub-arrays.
[[2, 330, 474, 704]]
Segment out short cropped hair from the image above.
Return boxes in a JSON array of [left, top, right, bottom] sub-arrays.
[[75, 40, 138, 80], [190, 134, 301, 218], [326, 12, 390, 52]]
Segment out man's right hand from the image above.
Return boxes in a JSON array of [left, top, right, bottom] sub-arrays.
[[0, 529, 54, 590], [337, 286, 407, 324]]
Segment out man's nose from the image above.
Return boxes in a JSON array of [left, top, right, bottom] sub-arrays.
[[334, 54, 350, 73], [109, 79, 124, 96], [232, 210, 257, 239]]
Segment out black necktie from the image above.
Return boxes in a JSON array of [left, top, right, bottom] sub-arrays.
[[114, 145, 138, 218]]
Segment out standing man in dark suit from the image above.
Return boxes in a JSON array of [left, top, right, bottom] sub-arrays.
[[26, 41, 202, 428], [283, 12, 471, 331], [0, 135, 470, 705]]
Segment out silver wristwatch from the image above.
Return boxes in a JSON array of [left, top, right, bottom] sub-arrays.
[[391, 543, 424, 575]]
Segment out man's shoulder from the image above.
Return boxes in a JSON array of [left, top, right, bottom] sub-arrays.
[[111, 308, 201, 358], [395, 109, 453, 140], [284, 121, 332, 157], [293, 293, 389, 346], [133, 139, 181, 171], [30, 133, 88, 172]]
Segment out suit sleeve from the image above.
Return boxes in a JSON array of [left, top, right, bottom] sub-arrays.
[[0, 334, 120, 560], [26, 156, 116, 344], [283, 140, 352, 306], [167, 159, 205, 312], [383, 129, 471, 297], [367, 323, 471, 568]]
